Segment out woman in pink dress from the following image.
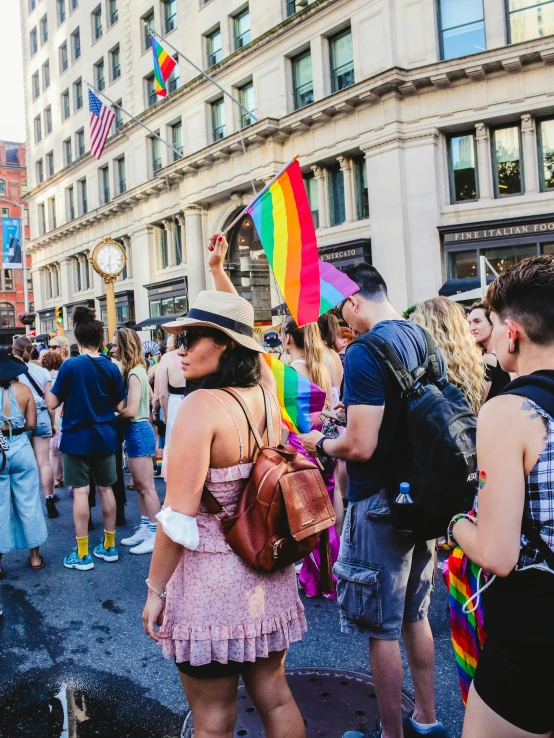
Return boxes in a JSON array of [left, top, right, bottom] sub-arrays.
[[142, 288, 307, 738]]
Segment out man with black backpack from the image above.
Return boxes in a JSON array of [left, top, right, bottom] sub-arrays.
[[301, 265, 453, 738]]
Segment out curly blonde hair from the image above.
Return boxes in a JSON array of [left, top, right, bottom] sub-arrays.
[[411, 297, 487, 412], [115, 327, 147, 384]]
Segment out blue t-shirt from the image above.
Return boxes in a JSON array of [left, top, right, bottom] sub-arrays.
[[51, 355, 127, 456], [342, 320, 446, 502]]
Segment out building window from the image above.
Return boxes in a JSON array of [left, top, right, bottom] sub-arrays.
[[36, 159, 44, 184], [45, 105, 52, 134], [92, 5, 102, 40], [206, 28, 222, 66], [109, 0, 118, 25], [46, 150, 54, 178], [30, 27, 38, 56], [57, 0, 66, 25], [110, 45, 121, 80], [74, 78, 83, 109], [538, 118, 554, 191], [100, 166, 110, 204], [354, 158, 370, 219], [292, 50, 313, 110], [171, 121, 183, 160], [175, 222, 183, 264], [71, 0, 78, 10], [115, 100, 123, 129], [67, 185, 75, 220], [152, 136, 162, 174], [42, 60, 50, 89], [448, 132, 478, 202], [162, 0, 177, 34], [482, 244, 537, 275], [167, 59, 179, 92], [238, 82, 255, 128], [74, 257, 82, 292], [507, 0, 554, 44], [0, 304, 15, 329], [0, 181, 5, 197], [4, 271, 14, 291], [49, 196, 57, 230], [76, 128, 85, 157], [439, 0, 486, 60], [116, 157, 126, 194], [38, 203, 46, 235], [71, 27, 81, 60], [40, 14, 48, 44], [492, 125, 523, 197], [61, 89, 70, 120], [21, 180, 28, 196], [146, 74, 156, 107], [60, 42, 68, 73], [29, 0, 36, 12], [234, 8, 251, 50], [1, 207, 9, 217], [328, 165, 345, 226], [95, 59, 105, 91], [63, 137, 72, 166], [79, 179, 87, 214], [34, 115, 42, 143], [211, 98, 226, 141], [303, 173, 319, 229], [143, 10, 154, 50], [287, 0, 297, 17], [330, 29, 354, 93], [160, 226, 169, 269], [32, 71, 40, 100]]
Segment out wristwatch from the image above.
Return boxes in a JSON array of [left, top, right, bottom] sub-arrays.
[[315, 437, 329, 462]]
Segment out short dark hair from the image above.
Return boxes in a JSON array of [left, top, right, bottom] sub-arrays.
[[343, 263, 388, 302], [468, 302, 492, 324], [194, 329, 261, 390], [486, 254, 554, 345], [72, 305, 104, 349]]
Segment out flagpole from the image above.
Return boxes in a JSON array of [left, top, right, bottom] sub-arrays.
[[221, 156, 298, 236], [86, 82, 184, 161], [147, 27, 258, 124]]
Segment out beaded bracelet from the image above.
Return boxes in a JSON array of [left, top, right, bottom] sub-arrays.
[[447, 513, 476, 547]]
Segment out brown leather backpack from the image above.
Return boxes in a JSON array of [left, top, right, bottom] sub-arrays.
[[202, 386, 336, 587]]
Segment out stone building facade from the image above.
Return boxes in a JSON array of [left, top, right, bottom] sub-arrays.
[[21, 0, 554, 338]]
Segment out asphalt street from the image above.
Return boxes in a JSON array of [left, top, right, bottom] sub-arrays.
[[0, 476, 465, 738]]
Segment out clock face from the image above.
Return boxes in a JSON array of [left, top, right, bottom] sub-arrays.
[[95, 243, 125, 276]]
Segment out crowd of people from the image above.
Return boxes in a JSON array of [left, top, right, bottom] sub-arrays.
[[0, 232, 552, 738]]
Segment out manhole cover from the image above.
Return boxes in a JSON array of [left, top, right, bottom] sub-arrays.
[[182, 668, 414, 738]]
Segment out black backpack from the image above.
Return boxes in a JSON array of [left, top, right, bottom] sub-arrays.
[[355, 327, 478, 540]]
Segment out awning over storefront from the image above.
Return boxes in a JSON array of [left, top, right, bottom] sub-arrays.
[[133, 314, 186, 331], [439, 277, 494, 297]]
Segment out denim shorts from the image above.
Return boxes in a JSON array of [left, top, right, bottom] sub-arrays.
[[334, 490, 434, 640], [32, 404, 53, 439], [125, 420, 156, 458]]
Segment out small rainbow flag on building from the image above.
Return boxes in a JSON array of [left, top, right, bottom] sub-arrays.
[[151, 36, 178, 97], [263, 354, 326, 435], [246, 159, 358, 326]]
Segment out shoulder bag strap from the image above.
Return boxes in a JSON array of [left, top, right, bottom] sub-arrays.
[[521, 517, 554, 570], [25, 371, 45, 399]]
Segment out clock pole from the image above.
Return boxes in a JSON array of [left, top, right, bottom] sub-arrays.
[[105, 276, 117, 340]]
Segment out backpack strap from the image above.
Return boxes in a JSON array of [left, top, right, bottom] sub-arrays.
[[521, 517, 554, 570], [25, 371, 45, 399]]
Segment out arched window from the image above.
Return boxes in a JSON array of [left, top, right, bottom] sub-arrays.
[[0, 179, 5, 196], [226, 212, 271, 322], [0, 302, 15, 328]]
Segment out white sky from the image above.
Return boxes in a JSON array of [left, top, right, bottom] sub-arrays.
[[0, 0, 26, 143]]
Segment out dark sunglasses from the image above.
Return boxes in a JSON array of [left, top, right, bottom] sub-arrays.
[[334, 297, 350, 321], [176, 329, 221, 351]]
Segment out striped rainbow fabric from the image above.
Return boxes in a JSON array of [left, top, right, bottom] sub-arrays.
[[248, 160, 358, 326], [263, 354, 326, 434], [151, 36, 177, 97]]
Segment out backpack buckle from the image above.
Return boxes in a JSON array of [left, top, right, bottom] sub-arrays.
[[215, 507, 229, 521]]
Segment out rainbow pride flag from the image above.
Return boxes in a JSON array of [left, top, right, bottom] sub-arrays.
[[151, 37, 178, 97], [247, 160, 358, 326], [263, 354, 326, 434]]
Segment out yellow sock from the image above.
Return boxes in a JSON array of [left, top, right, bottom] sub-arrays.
[[104, 530, 115, 550], [76, 535, 89, 559]]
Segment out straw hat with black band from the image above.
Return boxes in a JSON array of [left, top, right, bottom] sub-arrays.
[[162, 291, 265, 354], [0, 348, 28, 383]]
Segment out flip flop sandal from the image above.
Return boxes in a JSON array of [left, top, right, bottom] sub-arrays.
[[29, 555, 45, 571]]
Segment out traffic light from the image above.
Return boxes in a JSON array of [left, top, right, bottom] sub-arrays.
[[55, 306, 64, 336]]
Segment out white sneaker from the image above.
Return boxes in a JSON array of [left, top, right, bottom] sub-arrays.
[[121, 525, 148, 547], [130, 529, 156, 555]]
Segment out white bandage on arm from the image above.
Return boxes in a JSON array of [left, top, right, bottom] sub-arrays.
[[156, 507, 200, 550]]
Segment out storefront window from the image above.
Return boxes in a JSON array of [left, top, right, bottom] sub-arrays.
[[538, 118, 554, 191], [149, 295, 186, 318], [492, 126, 523, 197], [150, 300, 161, 317], [174, 296, 187, 313], [481, 244, 537, 274], [448, 133, 478, 202], [448, 250, 478, 279], [161, 297, 175, 315], [507, 0, 554, 44], [543, 242, 554, 255], [0, 303, 15, 328]]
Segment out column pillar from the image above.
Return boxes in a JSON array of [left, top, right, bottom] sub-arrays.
[[162, 218, 176, 267], [311, 165, 329, 229], [176, 213, 186, 265], [521, 114, 539, 194], [184, 205, 206, 305], [122, 235, 132, 278], [475, 122, 494, 201], [337, 156, 355, 222], [129, 225, 156, 323]]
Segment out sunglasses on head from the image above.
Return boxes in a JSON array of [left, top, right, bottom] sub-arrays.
[[176, 329, 221, 351]]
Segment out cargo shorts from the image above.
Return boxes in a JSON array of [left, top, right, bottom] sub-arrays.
[[334, 489, 435, 640]]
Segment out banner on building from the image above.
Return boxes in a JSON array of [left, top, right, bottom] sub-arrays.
[[1, 218, 22, 269]]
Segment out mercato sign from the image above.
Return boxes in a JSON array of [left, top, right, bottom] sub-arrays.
[[444, 221, 554, 243]]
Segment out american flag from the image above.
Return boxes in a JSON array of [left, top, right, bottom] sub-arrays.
[[89, 89, 116, 160]]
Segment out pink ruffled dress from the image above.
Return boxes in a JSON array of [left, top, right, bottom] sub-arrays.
[[161, 401, 307, 667]]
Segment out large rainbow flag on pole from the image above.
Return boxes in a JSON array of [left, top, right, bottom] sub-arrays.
[[263, 354, 326, 434], [151, 36, 178, 98], [243, 159, 358, 326]]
